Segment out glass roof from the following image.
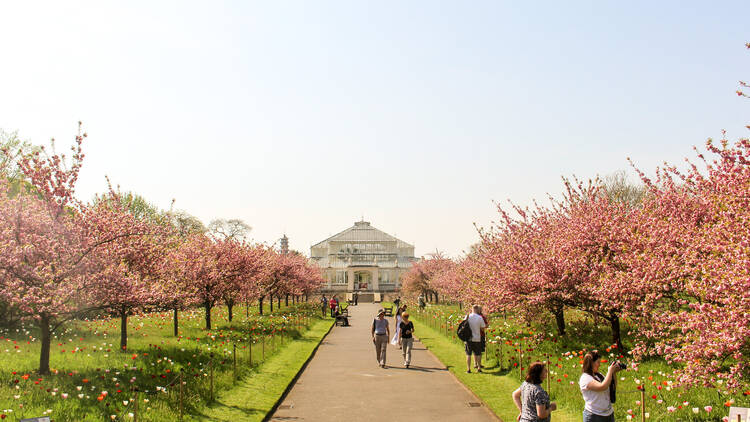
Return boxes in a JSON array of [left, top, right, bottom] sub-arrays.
[[312, 221, 414, 249]]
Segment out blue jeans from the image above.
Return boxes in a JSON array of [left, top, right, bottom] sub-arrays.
[[583, 410, 614, 422]]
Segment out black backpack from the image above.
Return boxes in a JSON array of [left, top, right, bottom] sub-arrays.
[[456, 316, 472, 342]]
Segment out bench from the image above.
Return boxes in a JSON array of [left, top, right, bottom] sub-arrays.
[[383, 306, 393, 317]]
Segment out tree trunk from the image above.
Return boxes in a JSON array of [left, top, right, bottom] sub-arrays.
[[205, 302, 212, 330], [227, 300, 234, 322], [609, 314, 623, 350], [39, 314, 51, 375], [285, 294, 289, 307], [553, 306, 566, 336], [246, 300, 249, 318], [270, 296, 274, 313], [435, 292, 439, 304], [120, 309, 128, 351], [258, 296, 264, 316], [277, 295, 281, 309], [173, 308, 179, 337]]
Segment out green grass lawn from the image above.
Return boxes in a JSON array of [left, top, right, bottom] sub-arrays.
[[0, 303, 328, 421], [407, 303, 747, 422], [194, 317, 333, 421]]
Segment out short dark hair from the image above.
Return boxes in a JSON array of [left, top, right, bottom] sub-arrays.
[[582, 351, 601, 376], [525, 361, 546, 384]]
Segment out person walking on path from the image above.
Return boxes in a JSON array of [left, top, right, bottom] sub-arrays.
[[353, 291, 359, 306], [398, 312, 415, 368], [371, 309, 390, 368], [321, 295, 328, 318], [579, 351, 621, 422], [464, 304, 486, 373], [393, 297, 401, 310], [512, 361, 557, 422]]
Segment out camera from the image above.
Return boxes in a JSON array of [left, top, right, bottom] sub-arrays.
[[616, 361, 627, 370]]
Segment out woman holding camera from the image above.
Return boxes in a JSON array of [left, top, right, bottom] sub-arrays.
[[579, 351, 622, 422], [512, 361, 557, 422]]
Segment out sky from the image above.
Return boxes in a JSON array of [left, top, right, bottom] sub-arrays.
[[1, 1, 748, 257]]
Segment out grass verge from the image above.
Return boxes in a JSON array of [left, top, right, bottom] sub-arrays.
[[413, 314, 581, 422], [193, 317, 334, 421]]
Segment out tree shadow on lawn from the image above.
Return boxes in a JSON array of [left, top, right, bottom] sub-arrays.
[[196, 401, 266, 421]]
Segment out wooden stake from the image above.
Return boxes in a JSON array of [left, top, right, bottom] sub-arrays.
[[519, 340, 523, 380], [546, 353, 550, 394], [233, 344, 237, 381], [133, 389, 139, 422], [209, 354, 214, 402], [640, 389, 646, 422], [179, 372, 184, 422]]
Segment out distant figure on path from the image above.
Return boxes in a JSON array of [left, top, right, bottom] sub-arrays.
[[418, 294, 425, 309], [353, 291, 359, 306], [321, 295, 328, 317], [329, 296, 337, 318], [512, 361, 556, 422], [464, 304, 486, 373], [391, 305, 404, 348], [399, 312, 415, 368], [371, 309, 390, 368]]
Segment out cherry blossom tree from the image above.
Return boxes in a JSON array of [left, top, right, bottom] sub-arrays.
[[214, 239, 266, 323], [0, 126, 153, 374], [628, 133, 750, 391], [89, 190, 174, 350], [401, 252, 454, 303], [253, 250, 323, 315]]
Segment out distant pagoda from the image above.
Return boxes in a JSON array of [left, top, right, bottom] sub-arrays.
[[280, 234, 289, 255]]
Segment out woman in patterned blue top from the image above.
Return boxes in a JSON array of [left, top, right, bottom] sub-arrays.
[[512, 361, 557, 422]]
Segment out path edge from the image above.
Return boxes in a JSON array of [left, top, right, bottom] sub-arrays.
[[417, 335, 504, 422], [262, 319, 336, 422]]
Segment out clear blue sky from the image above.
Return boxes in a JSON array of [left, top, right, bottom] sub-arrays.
[[1, 1, 748, 257]]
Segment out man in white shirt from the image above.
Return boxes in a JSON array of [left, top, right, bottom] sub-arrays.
[[465, 305, 487, 373]]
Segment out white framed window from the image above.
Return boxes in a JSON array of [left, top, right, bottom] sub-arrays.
[[333, 271, 348, 285]]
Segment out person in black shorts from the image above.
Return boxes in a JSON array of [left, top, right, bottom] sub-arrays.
[[464, 305, 486, 373]]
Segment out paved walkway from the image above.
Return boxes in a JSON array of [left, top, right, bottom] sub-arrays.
[[270, 303, 498, 422]]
